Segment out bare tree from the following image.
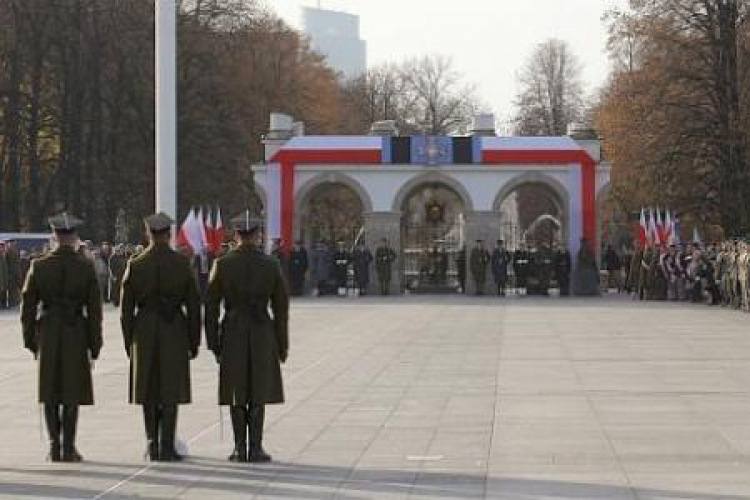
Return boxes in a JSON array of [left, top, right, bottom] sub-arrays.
[[401, 55, 481, 135], [513, 39, 585, 136]]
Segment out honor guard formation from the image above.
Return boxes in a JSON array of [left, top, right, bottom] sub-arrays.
[[17, 211, 289, 463]]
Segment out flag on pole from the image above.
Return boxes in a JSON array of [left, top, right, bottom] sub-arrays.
[[655, 207, 665, 246], [213, 206, 224, 252], [664, 209, 673, 245], [205, 207, 215, 254], [638, 207, 648, 245], [176, 210, 192, 251], [196, 207, 209, 255], [648, 208, 660, 246]]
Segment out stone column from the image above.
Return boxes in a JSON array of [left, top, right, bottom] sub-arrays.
[[363, 211, 402, 295], [464, 211, 504, 295]]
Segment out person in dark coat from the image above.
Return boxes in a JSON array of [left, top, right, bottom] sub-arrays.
[[271, 239, 290, 286], [21, 213, 103, 462], [108, 245, 128, 307], [469, 240, 490, 295], [289, 241, 309, 296], [351, 242, 373, 295], [120, 213, 201, 461], [311, 241, 332, 296], [491, 240, 511, 296], [456, 246, 467, 293], [375, 238, 397, 295], [205, 212, 289, 463], [5, 239, 22, 307], [572, 238, 601, 296], [332, 241, 350, 296], [603, 244, 621, 293], [553, 244, 572, 296], [513, 243, 531, 295]]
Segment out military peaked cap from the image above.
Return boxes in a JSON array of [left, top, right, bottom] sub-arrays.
[[48, 212, 83, 233], [144, 212, 174, 232], [230, 210, 263, 233]]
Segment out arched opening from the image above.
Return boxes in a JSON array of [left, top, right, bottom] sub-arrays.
[[495, 182, 566, 250], [400, 182, 467, 293], [298, 182, 365, 248]]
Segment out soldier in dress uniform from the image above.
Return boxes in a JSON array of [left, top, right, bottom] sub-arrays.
[[332, 241, 350, 296], [456, 246, 467, 293], [491, 240, 511, 296], [535, 244, 555, 296], [374, 238, 397, 296], [469, 240, 490, 296], [120, 213, 201, 461], [553, 244, 572, 296], [205, 212, 289, 463], [351, 242, 373, 296], [289, 241, 309, 297], [513, 243, 531, 295], [21, 212, 103, 462], [628, 242, 644, 297], [639, 244, 654, 300], [108, 245, 128, 307]]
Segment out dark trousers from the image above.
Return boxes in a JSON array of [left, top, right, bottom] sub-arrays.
[[229, 404, 267, 461], [44, 404, 79, 460], [142, 404, 179, 460]]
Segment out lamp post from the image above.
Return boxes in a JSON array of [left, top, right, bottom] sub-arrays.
[[156, 0, 177, 220]]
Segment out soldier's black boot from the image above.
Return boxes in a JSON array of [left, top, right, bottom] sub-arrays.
[[247, 405, 271, 463], [44, 404, 62, 462], [158, 405, 183, 461], [143, 405, 160, 461], [61, 405, 82, 462], [228, 406, 248, 462]]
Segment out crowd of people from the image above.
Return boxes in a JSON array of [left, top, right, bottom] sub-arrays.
[[621, 240, 750, 310], [5, 232, 747, 310]]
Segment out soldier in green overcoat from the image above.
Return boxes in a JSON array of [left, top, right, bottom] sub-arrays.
[[469, 240, 490, 295], [628, 242, 644, 296], [205, 212, 289, 463], [374, 238, 397, 295], [21, 213, 103, 462], [120, 213, 201, 461]]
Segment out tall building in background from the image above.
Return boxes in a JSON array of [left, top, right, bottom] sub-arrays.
[[302, 6, 366, 80]]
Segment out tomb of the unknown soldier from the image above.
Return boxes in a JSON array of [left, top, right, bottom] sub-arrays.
[[1, 0, 750, 499]]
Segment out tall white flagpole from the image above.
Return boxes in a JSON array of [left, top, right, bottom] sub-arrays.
[[156, 0, 177, 221]]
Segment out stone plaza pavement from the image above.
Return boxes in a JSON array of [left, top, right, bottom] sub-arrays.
[[2, 296, 750, 499]]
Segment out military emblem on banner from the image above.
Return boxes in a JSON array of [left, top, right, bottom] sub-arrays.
[[412, 136, 453, 165]]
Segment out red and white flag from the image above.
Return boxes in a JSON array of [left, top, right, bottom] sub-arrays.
[[648, 207, 660, 246], [655, 207, 665, 246], [213, 206, 224, 252], [638, 207, 648, 245], [176, 211, 193, 252], [664, 209, 673, 245], [196, 207, 209, 255], [205, 207, 215, 254]]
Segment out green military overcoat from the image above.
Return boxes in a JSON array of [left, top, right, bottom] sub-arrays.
[[375, 246, 396, 282], [470, 247, 490, 283], [120, 243, 201, 405], [205, 244, 289, 406], [21, 246, 103, 405]]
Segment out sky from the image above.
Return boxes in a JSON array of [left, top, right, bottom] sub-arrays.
[[267, 0, 628, 127]]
